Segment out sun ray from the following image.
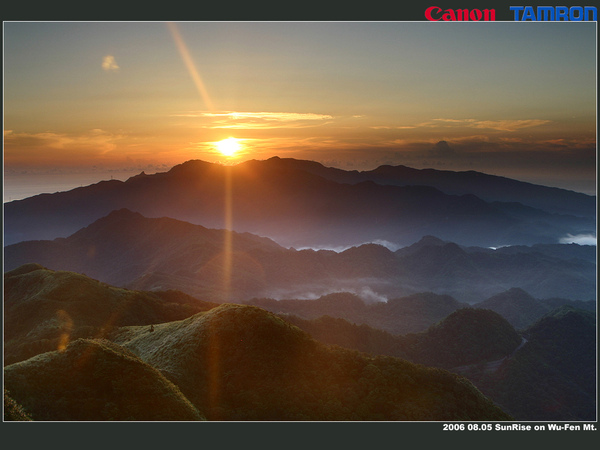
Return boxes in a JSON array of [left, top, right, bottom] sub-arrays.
[[167, 22, 214, 111]]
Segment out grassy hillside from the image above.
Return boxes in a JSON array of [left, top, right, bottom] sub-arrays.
[[4, 338, 204, 421], [4, 390, 32, 421], [4, 264, 218, 364], [113, 303, 512, 421]]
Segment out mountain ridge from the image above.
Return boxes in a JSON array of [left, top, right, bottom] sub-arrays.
[[4, 157, 594, 248], [258, 157, 595, 217], [5, 210, 596, 304]]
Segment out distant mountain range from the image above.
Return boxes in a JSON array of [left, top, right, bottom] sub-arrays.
[[248, 287, 595, 335], [4, 157, 595, 248], [4, 209, 596, 304], [4, 265, 511, 421]]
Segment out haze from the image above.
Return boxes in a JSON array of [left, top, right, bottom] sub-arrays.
[[3, 21, 597, 197]]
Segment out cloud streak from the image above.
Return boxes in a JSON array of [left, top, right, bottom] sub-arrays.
[[175, 111, 334, 129], [4, 129, 125, 164], [431, 118, 551, 132]]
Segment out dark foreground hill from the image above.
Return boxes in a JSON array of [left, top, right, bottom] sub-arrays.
[[4, 158, 594, 248], [467, 307, 597, 421], [111, 303, 511, 421], [4, 338, 204, 421], [4, 210, 596, 303], [282, 306, 596, 421]]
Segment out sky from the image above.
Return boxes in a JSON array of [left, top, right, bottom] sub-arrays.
[[3, 21, 597, 197]]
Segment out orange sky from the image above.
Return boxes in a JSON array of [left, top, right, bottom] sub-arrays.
[[3, 21, 597, 194]]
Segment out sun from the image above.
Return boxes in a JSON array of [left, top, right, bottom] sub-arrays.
[[215, 137, 242, 157]]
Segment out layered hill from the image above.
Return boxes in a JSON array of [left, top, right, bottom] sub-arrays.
[[475, 287, 577, 330], [469, 307, 597, 421], [285, 307, 523, 369], [3, 263, 217, 365], [3, 267, 512, 421], [250, 287, 594, 335], [282, 304, 596, 421], [4, 158, 594, 248], [4, 338, 204, 421], [249, 292, 467, 335], [4, 266, 592, 421], [398, 308, 523, 368], [4, 210, 596, 303], [112, 303, 511, 421]]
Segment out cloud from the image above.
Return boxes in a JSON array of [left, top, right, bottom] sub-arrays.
[[102, 55, 119, 72], [559, 234, 597, 246], [3, 129, 124, 163], [174, 111, 334, 129], [431, 118, 551, 132]]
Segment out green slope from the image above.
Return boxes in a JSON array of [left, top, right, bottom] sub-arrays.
[[4, 264, 217, 364], [4, 338, 204, 421], [113, 303, 512, 421]]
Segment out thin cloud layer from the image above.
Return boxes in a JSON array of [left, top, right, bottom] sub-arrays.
[[176, 111, 334, 129], [431, 118, 551, 132], [4, 129, 123, 164]]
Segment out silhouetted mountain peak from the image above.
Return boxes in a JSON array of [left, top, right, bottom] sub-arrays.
[[395, 235, 448, 257], [417, 235, 448, 247], [166, 159, 215, 175], [316, 292, 366, 310], [101, 208, 145, 221], [486, 287, 537, 305]]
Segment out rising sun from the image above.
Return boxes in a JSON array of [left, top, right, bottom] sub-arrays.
[[216, 137, 242, 157]]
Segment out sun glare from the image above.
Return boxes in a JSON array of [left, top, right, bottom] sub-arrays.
[[216, 137, 242, 157]]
